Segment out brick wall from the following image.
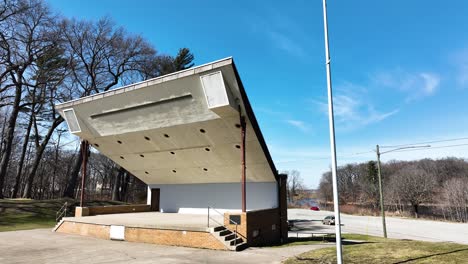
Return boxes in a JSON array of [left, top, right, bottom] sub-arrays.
[[75, 204, 151, 217], [56, 221, 110, 240], [222, 174, 289, 246], [278, 173, 288, 242], [125, 228, 226, 250], [56, 221, 227, 250], [224, 208, 283, 246]]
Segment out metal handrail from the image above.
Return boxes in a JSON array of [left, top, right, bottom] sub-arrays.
[[208, 206, 242, 246], [55, 201, 68, 223]]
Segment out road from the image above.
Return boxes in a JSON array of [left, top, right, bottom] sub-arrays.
[[288, 209, 468, 244]]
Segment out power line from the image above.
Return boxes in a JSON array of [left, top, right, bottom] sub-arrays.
[[275, 142, 468, 165], [380, 137, 468, 149], [390, 143, 468, 153], [274, 150, 374, 164]]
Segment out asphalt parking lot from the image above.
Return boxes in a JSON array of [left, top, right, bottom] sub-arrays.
[[0, 228, 330, 264]]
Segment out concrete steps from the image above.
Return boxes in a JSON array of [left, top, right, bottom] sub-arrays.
[[210, 226, 248, 251]]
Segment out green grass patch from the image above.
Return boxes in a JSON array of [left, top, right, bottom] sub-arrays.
[[0, 198, 126, 232], [284, 234, 468, 264]]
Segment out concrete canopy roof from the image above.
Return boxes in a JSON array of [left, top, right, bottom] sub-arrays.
[[56, 58, 278, 185]]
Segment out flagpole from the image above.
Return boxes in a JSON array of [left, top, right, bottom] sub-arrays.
[[322, 0, 343, 263]]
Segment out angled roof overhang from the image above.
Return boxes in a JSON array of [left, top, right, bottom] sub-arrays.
[[56, 57, 278, 185]]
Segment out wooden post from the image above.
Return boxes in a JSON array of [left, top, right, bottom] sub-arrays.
[[80, 140, 89, 207]]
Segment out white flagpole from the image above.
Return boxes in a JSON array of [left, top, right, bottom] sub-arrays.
[[322, 0, 343, 263]]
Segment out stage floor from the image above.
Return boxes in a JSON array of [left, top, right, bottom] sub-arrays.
[[63, 212, 224, 232]]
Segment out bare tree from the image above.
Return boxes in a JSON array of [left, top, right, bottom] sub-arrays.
[[387, 164, 437, 218], [60, 17, 157, 198], [0, 0, 54, 198], [318, 171, 333, 204], [283, 170, 305, 203], [441, 177, 468, 222]]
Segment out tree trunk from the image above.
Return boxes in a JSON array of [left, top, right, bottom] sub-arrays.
[[121, 171, 130, 202], [11, 114, 33, 198], [22, 117, 63, 198], [112, 167, 125, 201], [0, 85, 22, 198], [413, 204, 419, 218], [50, 133, 61, 199], [63, 147, 83, 198], [0, 113, 8, 156]]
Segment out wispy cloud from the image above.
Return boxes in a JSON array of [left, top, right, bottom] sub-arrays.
[[248, 10, 308, 58], [285, 119, 311, 132], [372, 69, 440, 102], [266, 30, 305, 57], [314, 85, 399, 130], [452, 49, 468, 88]]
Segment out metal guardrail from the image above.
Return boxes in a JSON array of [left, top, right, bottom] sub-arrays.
[[207, 206, 240, 246], [55, 201, 68, 223]]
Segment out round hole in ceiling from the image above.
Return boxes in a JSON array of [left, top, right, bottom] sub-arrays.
[[199, 129, 206, 133], [172, 169, 177, 173], [170, 151, 175, 155], [144, 136, 151, 141], [235, 124, 241, 128], [117, 140, 122, 144], [164, 134, 170, 138], [235, 145, 241, 149], [145, 171, 149, 174], [140, 154, 144, 158], [120, 156, 124, 159], [205, 148, 210, 152], [203, 168, 208, 171], [94, 143, 99, 147]]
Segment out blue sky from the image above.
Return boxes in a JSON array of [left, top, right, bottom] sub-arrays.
[[47, 0, 468, 188]]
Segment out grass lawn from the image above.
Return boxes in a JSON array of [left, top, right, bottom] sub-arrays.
[[284, 234, 468, 264], [0, 198, 125, 232]]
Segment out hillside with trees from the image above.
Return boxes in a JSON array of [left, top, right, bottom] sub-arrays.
[[0, 0, 194, 201], [317, 157, 468, 222]]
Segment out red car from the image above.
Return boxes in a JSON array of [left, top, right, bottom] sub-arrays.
[[310, 206, 320, 211]]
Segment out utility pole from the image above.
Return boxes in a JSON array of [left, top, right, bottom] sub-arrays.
[[375, 144, 430, 239], [322, 1, 343, 263], [376, 145, 387, 238]]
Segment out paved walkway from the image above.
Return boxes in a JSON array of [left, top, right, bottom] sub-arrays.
[[0, 229, 331, 264]]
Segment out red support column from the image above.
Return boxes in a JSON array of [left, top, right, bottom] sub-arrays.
[[240, 114, 246, 212], [80, 140, 89, 207]]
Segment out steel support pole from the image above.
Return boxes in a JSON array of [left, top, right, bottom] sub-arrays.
[[376, 145, 388, 238], [240, 106, 247, 213], [322, 0, 343, 263], [80, 140, 89, 208]]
